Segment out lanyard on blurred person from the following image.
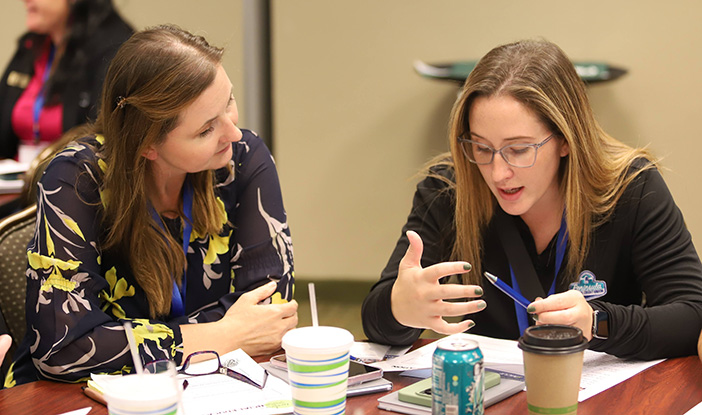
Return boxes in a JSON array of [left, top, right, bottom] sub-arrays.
[[33, 44, 55, 143], [149, 178, 194, 317], [495, 208, 568, 335]]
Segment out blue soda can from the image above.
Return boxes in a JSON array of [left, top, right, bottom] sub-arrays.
[[432, 335, 484, 415]]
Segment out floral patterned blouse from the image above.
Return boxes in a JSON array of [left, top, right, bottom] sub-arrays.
[[5, 129, 294, 387]]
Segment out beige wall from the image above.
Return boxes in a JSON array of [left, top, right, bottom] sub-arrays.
[[272, 0, 702, 280], [1, 2, 27, 67], [115, 0, 245, 124], [3, 1, 701, 282]]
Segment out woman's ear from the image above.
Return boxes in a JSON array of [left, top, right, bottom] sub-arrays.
[[142, 147, 158, 161], [559, 137, 570, 157]]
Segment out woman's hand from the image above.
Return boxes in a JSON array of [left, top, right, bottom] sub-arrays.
[[181, 281, 298, 358], [391, 230, 485, 335], [529, 290, 594, 340], [221, 281, 298, 356], [0, 334, 11, 365]]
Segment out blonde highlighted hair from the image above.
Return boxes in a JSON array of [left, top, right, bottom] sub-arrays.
[[430, 39, 655, 285]]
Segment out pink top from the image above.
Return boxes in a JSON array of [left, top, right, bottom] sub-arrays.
[[11, 40, 64, 147]]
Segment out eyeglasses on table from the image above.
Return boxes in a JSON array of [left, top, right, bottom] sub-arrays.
[[144, 350, 268, 389]]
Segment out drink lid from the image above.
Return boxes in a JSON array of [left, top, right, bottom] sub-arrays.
[[518, 325, 588, 355], [282, 326, 354, 354]]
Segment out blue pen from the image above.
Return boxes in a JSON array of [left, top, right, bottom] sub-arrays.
[[484, 272, 531, 309]]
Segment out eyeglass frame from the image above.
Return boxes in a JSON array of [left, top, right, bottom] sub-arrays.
[[457, 133, 556, 168], [144, 350, 268, 389]]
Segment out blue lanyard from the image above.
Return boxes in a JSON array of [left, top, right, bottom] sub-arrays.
[[149, 178, 194, 317], [509, 212, 568, 335], [33, 44, 55, 143]]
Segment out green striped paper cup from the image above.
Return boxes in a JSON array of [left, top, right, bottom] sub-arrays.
[[282, 326, 354, 415]]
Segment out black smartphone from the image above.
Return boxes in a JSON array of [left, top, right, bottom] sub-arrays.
[[269, 354, 383, 385]]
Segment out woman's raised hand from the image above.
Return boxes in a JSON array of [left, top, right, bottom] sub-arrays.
[[391, 230, 486, 335]]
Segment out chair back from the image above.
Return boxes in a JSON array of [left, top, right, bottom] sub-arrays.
[[0, 205, 36, 348]]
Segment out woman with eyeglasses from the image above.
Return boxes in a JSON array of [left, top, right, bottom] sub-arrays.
[[362, 39, 702, 360], [5, 25, 297, 387]]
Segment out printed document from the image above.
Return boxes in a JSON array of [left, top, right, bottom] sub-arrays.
[[370, 333, 663, 401]]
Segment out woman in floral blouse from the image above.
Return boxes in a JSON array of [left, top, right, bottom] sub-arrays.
[[6, 25, 297, 387]]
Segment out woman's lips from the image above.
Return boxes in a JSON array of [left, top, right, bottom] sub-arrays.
[[498, 186, 524, 200]]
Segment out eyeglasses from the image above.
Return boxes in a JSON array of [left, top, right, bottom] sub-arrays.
[[145, 350, 268, 389], [457, 133, 555, 168]]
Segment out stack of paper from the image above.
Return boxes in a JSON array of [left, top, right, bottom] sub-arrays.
[[0, 159, 28, 194]]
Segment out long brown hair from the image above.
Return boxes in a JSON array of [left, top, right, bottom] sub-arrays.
[[95, 25, 226, 317], [432, 39, 654, 284]]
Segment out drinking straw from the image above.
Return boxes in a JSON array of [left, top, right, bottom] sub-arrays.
[[123, 321, 144, 375], [308, 282, 319, 327]]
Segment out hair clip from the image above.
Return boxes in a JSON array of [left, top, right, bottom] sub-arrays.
[[116, 96, 128, 110]]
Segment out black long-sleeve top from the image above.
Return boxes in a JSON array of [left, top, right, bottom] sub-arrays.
[[362, 163, 702, 360]]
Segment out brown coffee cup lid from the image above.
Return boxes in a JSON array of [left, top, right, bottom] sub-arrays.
[[518, 325, 589, 355]]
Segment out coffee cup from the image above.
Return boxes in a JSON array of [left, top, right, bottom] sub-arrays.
[[282, 326, 354, 415], [103, 361, 182, 415], [518, 324, 588, 415]]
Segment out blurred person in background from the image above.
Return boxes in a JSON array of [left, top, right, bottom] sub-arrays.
[[0, 0, 133, 163]]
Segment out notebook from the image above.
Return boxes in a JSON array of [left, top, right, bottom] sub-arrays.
[[377, 371, 524, 415]]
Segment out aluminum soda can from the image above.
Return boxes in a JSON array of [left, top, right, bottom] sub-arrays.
[[431, 335, 484, 415]]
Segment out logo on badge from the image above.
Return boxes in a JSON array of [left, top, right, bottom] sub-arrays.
[[569, 270, 607, 300]]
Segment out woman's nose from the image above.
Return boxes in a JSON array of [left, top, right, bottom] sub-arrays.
[[490, 153, 514, 182], [230, 125, 243, 143], [223, 117, 242, 143]]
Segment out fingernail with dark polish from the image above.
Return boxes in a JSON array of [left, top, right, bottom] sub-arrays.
[[463, 263, 472, 271], [467, 321, 476, 329], [477, 301, 487, 310], [532, 314, 539, 322], [475, 287, 483, 296], [526, 305, 536, 313]]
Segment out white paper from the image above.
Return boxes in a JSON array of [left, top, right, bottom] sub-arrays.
[[350, 341, 411, 364], [180, 349, 292, 415], [370, 333, 664, 401], [577, 351, 663, 401], [350, 342, 388, 363], [684, 400, 702, 415], [369, 333, 524, 372], [57, 408, 91, 415], [92, 349, 292, 415], [0, 179, 23, 194], [0, 159, 28, 175], [180, 369, 292, 415], [0, 159, 26, 194]]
